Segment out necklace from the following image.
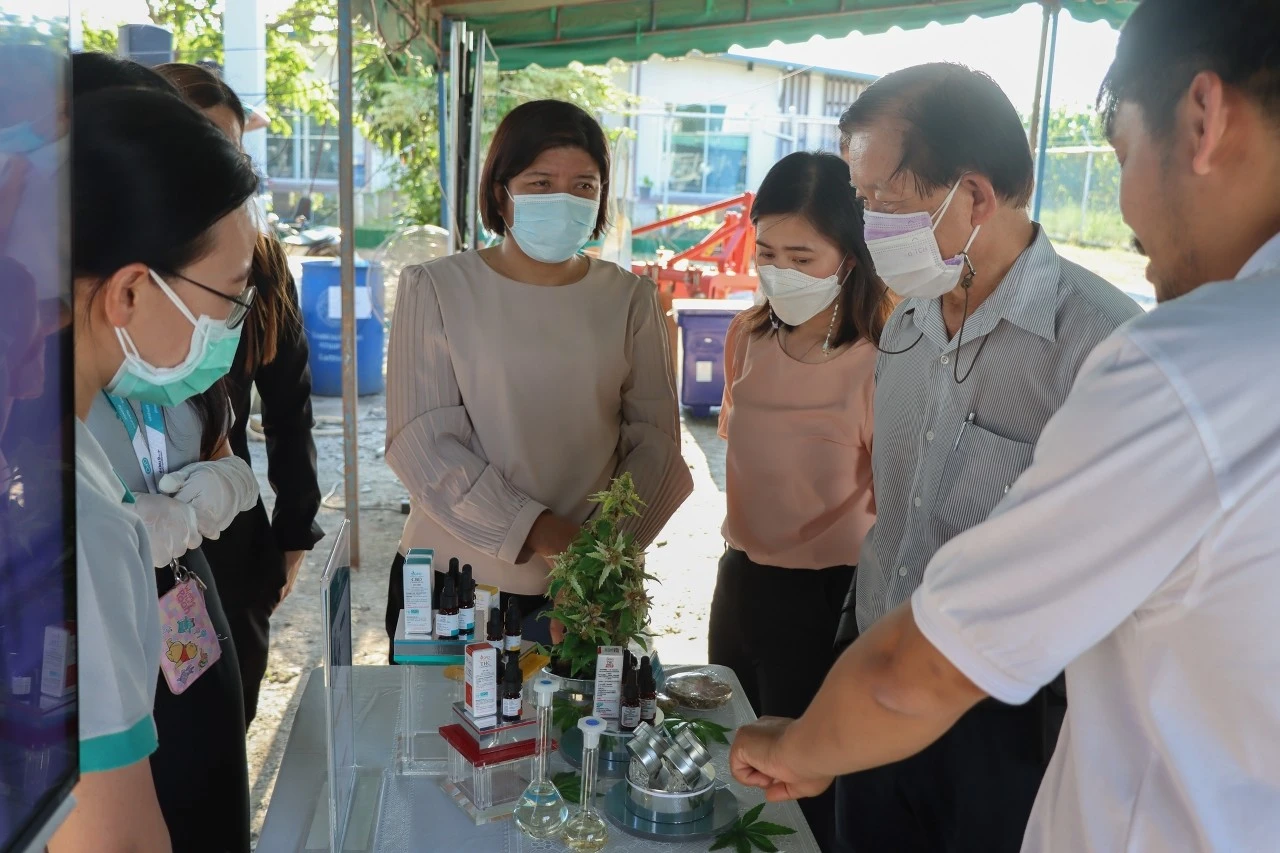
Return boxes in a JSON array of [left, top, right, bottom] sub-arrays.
[[781, 301, 841, 361], [821, 300, 839, 356]]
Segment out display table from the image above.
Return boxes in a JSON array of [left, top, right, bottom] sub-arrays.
[[259, 665, 820, 852]]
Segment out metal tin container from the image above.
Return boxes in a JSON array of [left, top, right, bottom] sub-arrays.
[[625, 765, 717, 825], [661, 742, 703, 788], [626, 732, 664, 778], [673, 725, 713, 768]]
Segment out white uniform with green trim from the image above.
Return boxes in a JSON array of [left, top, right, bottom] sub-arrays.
[[75, 418, 161, 772]]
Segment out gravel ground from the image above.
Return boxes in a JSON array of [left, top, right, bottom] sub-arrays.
[[245, 244, 1151, 846]]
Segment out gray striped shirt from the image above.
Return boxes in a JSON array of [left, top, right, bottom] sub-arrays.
[[855, 228, 1143, 631]]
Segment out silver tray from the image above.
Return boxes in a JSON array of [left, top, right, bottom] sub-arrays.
[[602, 780, 739, 842]]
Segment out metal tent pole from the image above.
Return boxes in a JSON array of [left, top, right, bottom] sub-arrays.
[[337, 0, 360, 565], [436, 41, 451, 238], [1027, 1, 1051, 152], [1030, 2, 1060, 223]]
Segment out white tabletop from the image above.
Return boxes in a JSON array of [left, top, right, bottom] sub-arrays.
[[258, 665, 820, 852]]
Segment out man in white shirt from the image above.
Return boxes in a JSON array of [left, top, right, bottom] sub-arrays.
[[728, 1, 1280, 850]]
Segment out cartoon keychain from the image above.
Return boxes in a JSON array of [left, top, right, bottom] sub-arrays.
[[157, 560, 222, 695]]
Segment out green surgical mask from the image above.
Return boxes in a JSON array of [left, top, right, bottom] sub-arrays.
[[105, 270, 242, 407]]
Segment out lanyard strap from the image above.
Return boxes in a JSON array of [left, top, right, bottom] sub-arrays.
[[104, 393, 167, 494]]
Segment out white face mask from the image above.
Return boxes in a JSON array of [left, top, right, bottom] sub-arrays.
[[863, 181, 980, 299], [505, 189, 600, 264], [757, 264, 843, 326]]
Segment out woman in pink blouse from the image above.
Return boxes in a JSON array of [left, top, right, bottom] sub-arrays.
[[710, 151, 889, 848], [383, 100, 692, 652]]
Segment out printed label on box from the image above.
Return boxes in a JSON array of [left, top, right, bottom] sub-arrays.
[[593, 645, 624, 720], [465, 643, 499, 720]]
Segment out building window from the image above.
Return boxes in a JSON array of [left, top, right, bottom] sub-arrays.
[[668, 104, 749, 196], [266, 110, 346, 183]]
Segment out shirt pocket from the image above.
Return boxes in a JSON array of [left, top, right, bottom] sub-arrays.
[[933, 422, 1035, 541]]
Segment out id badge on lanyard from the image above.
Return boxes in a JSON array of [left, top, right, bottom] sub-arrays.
[[104, 393, 168, 493], [105, 394, 222, 693]]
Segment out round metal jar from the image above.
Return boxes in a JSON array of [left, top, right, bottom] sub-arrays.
[[624, 765, 717, 825]]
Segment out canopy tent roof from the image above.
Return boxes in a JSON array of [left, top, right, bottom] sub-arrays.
[[385, 0, 1135, 69]]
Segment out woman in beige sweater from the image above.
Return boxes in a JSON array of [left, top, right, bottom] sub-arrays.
[[384, 100, 692, 652]]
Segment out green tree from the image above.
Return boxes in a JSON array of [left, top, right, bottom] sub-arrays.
[[357, 47, 635, 228], [80, 0, 336, 133], [354, 45, 440, 228]]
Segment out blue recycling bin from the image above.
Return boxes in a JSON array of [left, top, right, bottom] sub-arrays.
[[300, 259, 385, 396], [672, 299, 747, 418]]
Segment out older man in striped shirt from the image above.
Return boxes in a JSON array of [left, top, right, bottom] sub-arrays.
[[829, 64, 1141, 852]]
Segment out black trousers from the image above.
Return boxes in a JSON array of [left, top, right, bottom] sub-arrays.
[[708, 547, 854, 853], [832, 621, 1063, 853], [151, 548, 251, 853], [201, 498, 286, 726], [384, 551, 553, 663]]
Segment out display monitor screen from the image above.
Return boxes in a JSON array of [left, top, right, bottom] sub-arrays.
[[0, 4, 78, 851]]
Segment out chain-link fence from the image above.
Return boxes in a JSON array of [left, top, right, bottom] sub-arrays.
[[1036, 145, 1128, 249]]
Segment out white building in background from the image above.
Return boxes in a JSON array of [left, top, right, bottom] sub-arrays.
[[611, 51, 876, 221], [262, 44, 394, 225]]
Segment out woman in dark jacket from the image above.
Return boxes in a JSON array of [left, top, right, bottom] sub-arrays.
[[156, 62, 324, 726]]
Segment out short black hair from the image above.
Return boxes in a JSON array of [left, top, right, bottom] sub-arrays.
[[838, 63, 1034, 207], [1099, 0, 1280, 141], [480, 99, 611, 239], [73, 86, 258, 281]]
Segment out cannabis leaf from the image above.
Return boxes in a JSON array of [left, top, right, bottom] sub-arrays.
[[709, 803, 796, 853], [663, 716, 733, 745], [552, 770, 606, 805], [553, 771, 583, 804], [552, 696, 588, 734]]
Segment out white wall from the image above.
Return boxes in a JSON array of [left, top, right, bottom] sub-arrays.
[[628, 56, 782, 201]]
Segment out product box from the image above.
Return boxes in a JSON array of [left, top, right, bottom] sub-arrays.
[[403, 548, 434, 636], [592, 645, 625, 720], [474, 583, 499, 633], [464, 642, 499, 725], [40, 624, 77, 699]]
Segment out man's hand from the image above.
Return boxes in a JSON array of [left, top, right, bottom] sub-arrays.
[[277, 550, 306, 609], [525, 511, 579, 560], [730, 717, 835, 802]]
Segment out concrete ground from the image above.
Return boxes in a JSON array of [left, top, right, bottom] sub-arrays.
[[245, 244, 1152, 845]]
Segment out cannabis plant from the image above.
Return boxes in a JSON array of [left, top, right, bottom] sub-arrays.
[[544, 473, 653, 679]]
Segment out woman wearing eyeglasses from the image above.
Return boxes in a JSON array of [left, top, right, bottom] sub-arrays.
[[53, 80, 257, 852], [74, 54, 259, 852]]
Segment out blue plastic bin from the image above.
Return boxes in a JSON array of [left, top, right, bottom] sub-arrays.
[[300, 259, 385, 396], [672, 299, 747, 418]]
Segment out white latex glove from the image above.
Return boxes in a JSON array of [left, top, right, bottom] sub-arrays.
[[158, 456, 260, 541], [132, 492, 202, 568]]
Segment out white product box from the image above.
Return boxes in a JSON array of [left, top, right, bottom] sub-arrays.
[[404, 548, 434, 636]]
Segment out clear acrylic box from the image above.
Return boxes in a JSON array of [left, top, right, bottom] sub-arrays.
[[396, 663, 462, 776], [438, 724, 534, 824]]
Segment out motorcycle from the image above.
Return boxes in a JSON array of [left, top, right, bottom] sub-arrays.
[[269, 196, 341, 257]]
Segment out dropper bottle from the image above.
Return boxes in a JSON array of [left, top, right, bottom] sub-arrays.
[[562, 716, 609, 851], [639, 656, 657, 723], [436, 575, 459, 640], [486, 608, 504, 651], [459, 563, 475, 639], [504, 599, 523, 654]]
